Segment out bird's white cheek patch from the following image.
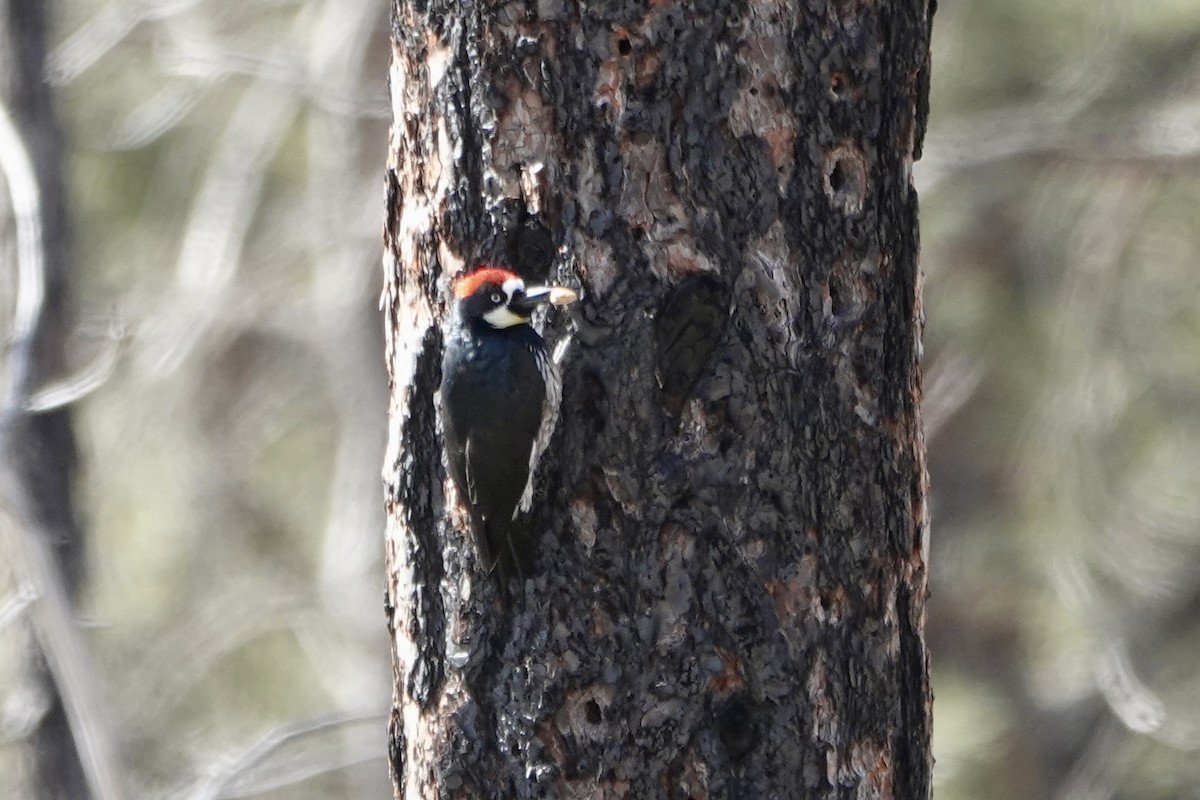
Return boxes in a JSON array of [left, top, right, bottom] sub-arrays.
[[483, 306, 530, 328]]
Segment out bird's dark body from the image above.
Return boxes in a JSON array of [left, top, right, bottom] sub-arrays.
[[441, 310, 548, 581]]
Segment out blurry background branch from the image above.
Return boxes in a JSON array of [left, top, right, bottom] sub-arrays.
[[1, 0, 390, 798], [1, 0, 114, 797], [176, 711, 385, 800], [0, 488, 124, 800], [0, 93, 124, 798]]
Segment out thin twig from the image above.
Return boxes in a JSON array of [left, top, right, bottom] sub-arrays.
[[24, 321, 127, 412], [0, 583, 38, 631]]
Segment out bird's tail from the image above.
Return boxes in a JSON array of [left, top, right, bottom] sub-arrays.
[[479, 513, 534, 588]]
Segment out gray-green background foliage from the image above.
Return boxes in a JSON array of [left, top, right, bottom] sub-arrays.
[[1, 0, 1198, 797]]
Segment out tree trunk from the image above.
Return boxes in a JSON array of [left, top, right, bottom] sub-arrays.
[[0, 1, 91, 798], [383, 0, 934, 796]]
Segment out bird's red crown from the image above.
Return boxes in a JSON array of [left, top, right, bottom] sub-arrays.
[[453, 267, 521, 299]]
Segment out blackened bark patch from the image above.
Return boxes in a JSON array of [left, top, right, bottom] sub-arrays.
[[593, 130, 625, 205], [651, 1, 773, 266], [503, 201, 556, 280], [895, 580, 933, 799], [914, 0, 937, 160], [398, 327, 446, 709], [387, 713, 406, 793], [717, 694, 757, 761], [384, 169, 402, 253], [655, 275, 729, 417], [441, 12, 489, 261]]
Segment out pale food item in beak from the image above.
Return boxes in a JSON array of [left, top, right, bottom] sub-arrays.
[[549, 287, 578, 307]]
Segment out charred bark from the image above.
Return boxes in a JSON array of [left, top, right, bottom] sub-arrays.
[[384, 0, 934, 796]]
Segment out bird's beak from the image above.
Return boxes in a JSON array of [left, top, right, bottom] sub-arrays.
[[509, 285, 578, 316]]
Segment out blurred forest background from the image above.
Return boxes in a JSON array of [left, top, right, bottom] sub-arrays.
[[1, 0, 1199, 798]]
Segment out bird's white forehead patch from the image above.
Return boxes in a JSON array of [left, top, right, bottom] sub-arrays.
[[501, 276, 525, 299]]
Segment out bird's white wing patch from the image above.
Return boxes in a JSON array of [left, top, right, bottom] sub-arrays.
[[463, 438, 479, 506], [516, 343, 561, 517]]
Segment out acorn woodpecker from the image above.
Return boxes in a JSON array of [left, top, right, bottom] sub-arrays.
[[440, 267, 577, 584]]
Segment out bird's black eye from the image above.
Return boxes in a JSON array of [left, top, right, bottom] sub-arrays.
[[490, 292, 503, 304]]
